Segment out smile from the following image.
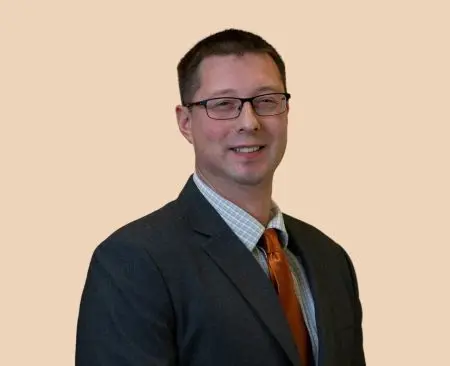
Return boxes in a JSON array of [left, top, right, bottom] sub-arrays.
[[231, 146, 265, 153]]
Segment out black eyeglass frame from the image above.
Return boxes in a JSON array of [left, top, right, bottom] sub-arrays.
[[183, 92, 291, 120]]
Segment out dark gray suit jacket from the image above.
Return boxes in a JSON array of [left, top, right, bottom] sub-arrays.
[[75, 175, 365, 366]]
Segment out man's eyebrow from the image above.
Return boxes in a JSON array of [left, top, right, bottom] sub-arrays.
[[207, 89, 237, 98], [206, 86, 284, 99], [253, 85, 284, 94]]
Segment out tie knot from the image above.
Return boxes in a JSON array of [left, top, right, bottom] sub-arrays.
[[262, 228, 282, 254]]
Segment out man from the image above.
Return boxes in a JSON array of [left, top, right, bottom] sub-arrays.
[[75, 28, 366, 366]]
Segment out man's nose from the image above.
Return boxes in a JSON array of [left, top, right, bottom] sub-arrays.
[[237, 101, 261, 131]]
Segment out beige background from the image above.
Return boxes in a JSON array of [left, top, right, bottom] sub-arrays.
[[1, 0, 449, 365]]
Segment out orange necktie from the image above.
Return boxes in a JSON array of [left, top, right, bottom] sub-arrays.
[[262, 228, 311, 366]]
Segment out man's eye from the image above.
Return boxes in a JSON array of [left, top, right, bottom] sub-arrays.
[[259, 98, 277, 104], [217, 101, 232, 106], [210, 100, 236, 109]]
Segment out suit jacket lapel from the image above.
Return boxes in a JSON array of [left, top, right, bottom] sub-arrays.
[[283, 215, 338, 366], [176, 177, 301, 366]]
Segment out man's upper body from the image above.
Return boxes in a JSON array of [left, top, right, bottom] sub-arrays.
[[75, 173, 365, 366], [75, 28, 366, 365]]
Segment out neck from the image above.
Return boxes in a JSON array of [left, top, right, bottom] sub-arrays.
[[196, 168, 274, 226]]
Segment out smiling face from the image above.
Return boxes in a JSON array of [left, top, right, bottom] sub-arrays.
[[176, 52, 289, 193]]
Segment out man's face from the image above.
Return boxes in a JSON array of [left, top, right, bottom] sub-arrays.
[[176, 52, 289, 190]]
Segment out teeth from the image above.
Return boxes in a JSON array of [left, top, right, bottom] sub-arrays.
[[234, 146, 261, 153]]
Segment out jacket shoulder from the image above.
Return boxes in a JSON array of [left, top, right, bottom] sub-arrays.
[[282, 212, 352, 257], [283, 212, 361, 288], [93, 198, 188, 256], [283, 213, 337, 243]]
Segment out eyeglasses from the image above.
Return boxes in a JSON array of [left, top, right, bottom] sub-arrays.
[[184, 92, 291, 120]]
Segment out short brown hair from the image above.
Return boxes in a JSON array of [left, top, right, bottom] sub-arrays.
[[177, 28, 287, 105]]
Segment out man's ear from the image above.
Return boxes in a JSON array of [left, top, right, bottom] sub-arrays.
[[175, 105, 193, 144]]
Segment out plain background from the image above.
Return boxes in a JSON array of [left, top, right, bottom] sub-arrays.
[[1, 1, 449, 365]]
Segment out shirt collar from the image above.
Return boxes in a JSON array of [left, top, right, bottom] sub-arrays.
[[192, 171, 289, 251]]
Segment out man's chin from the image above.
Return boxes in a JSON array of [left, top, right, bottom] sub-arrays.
[[198, 164, 274, 189], [230, 170, 272, 187]]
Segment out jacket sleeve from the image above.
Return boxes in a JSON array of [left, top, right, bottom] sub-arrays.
[[75, 236, 177, 366], [340, 246, 366, 366]]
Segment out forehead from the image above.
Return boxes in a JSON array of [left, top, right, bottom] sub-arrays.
[[195, 53, 284, 99]]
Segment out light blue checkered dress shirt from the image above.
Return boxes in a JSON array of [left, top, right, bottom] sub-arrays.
[[193, 172, 319, 365]]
